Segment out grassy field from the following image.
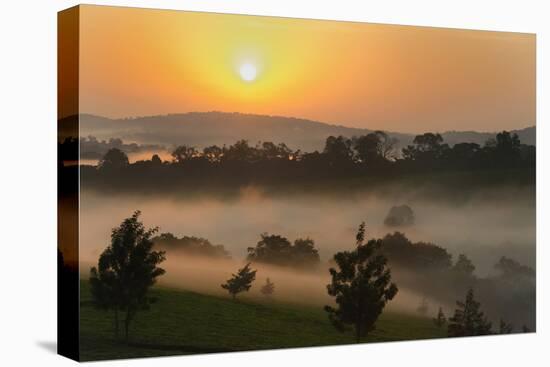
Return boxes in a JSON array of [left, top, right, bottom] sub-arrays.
[[79, 281, 447, 361]]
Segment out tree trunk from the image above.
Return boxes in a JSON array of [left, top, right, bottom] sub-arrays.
[[114, 309, 119, 340], [124, 309, 131, 343]]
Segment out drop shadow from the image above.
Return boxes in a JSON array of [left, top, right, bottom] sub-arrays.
[[36, 340, 57, 354]]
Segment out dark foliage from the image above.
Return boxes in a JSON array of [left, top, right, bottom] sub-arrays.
[[89, 211, 166, 342], [325, 222, 398, 342], [433, 307, 446, 328], [247, 233, 320, 270], [221, 263, 257, 299], [379, 232, 452, 272], [499, 319, 514, 334], [80, 130, 535, 194], [447, 288, 493, 337], [384, 205, 415, 227], [153, 232, 231, 259], [98, 148, 129, 170], [260, 278, 275, 297]]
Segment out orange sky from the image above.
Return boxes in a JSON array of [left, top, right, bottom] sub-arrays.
[[77, 5, 535, 133]]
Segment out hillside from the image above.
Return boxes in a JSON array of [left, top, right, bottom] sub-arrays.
[[78, 112, 535, 152], [79, 281, 445, 361]]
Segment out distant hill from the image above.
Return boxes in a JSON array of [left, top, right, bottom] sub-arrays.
[[78, 112, 535, 152]]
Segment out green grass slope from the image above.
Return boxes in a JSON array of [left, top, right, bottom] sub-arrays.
[[79, 281, 446, 361]]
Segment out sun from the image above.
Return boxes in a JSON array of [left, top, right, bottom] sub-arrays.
[[239, 62, 257, 82]]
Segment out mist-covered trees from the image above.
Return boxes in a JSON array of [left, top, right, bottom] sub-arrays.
[[247, 233, 320, 269], [261, 278, 275, 298], [433, 307, 446, 328], [84, 128, 535, 195], [447, 288, 492, 337], [221, 263, 257, 299], [89, 211, 166, 342], [494, 256, 535, 280], [153, 232, 231, 259], [452, 254, 476, 277], [325, 222, 398, 342], [384, 205, 415, 227], [379, 232, 452, 272]]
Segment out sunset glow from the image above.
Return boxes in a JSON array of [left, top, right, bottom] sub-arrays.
[[77, 6, 535, 133]]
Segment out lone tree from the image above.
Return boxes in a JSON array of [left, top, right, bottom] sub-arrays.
[[221, 263, 257, 300], [98, 148, 129, 170], [499, 319, 514, 334], [325, 222, 398, 342], [89, 211, 166, 342], [260, 277, 275, 298], [433, 307, 446, 328], [447, 288, 492, 337]]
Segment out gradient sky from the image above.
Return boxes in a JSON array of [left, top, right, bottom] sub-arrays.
[[78, 5, 535, 133]]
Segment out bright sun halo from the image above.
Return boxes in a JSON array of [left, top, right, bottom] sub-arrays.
[[239, 63, 257, 82]]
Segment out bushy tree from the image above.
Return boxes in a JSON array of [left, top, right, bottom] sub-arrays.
[[98, 148, 129, 170], [323, 135, 353, 164], [433, 307, 446, 328], [89, 211, 166, 342], [402, 133, 448, 162], [261, 277, 275, 297], [453, 254, 476, 277], [171, 145, 198, 163], [494, 256, 535, 279], [221, 263, 257, 299], [499, 318, 514, 334], [247, 234, 320, 269], [447, 288, 492, 337], [325, 222, 398, 342]]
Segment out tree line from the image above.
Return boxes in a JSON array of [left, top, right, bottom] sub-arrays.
[[73, 130, 535, 192]]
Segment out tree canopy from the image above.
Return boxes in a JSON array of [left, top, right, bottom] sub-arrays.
[[89, 211, 166, 341], [325, 222, 398, 342], [221, 263, 257, 299], [247, 233, 320, 269]]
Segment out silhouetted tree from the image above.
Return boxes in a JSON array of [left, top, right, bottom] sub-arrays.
[[151, 154, 162, 165], [223, 140, 258, 162], [325, 222, 398, 342], [485, 131, 521, 167], [494, 256, 535, 280], [453, 254, 476, 277], [89, 211, 166, 342], [375, 131, 399, 161], [499, 319, 514, 334], [433, 307, 446, 328], [352, 131, 398, 164], [402, 133, 449, 162], [98, 148, 129, 170], [379, 232, 452, 272], [221, 263, 257, 299], [447, 288, 492, 337], [384, 205, 415, 227], [247, 234, 320, 269], [153, 232, 231, 259], [172, 145, 198, 163], [352, 133, 382, 165], [261, 277, 275, 297], [203, 145, 224, 163], [323, 135, 353, 165]]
